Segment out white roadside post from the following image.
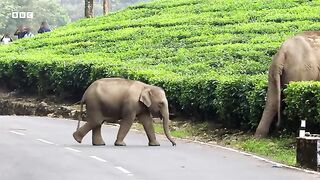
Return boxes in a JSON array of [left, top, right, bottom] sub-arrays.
[[318, 141, 320, 170], [297, 119, 320, 171], [299, 119, 306, 138]]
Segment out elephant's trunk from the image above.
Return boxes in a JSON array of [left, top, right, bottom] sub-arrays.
[[161, 106, 176, 146]]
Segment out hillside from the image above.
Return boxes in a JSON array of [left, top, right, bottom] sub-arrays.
[[1, 0, 320, 130]]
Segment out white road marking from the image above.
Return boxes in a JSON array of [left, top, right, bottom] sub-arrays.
[[9, 131, 25, 136], [65, 147, 81, 153], [36, 138, 55, 145], [115, 166, 132, 174], [89, 156, 107, 163]]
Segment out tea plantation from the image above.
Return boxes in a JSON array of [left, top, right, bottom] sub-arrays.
[[1, 0, 320, 131]]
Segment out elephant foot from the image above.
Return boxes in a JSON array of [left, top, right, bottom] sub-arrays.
[[254, 131, 268, 139], [254, 128, 269, 139], [93, 139, 106, 146], [148, 141, 160, 146], [114, 141, 126, 146], [92, 137, 106, 146], [73, 131, 83, 143], [93, 143, 106, 146]]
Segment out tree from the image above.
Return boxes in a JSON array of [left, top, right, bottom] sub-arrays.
[[84, 0, 94, 18], [85, 0, 109, 18], [0, 1, 14, 30], [103, 0, 110, 15]]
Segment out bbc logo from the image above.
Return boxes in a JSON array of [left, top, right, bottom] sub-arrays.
[[12, 12, 33, 19]]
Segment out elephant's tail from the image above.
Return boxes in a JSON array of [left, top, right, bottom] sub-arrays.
[[76, 98, 85, 130], [276, 72, 281, 128], [275, 52, 285, 128]]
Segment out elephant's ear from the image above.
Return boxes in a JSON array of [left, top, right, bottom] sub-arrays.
[[140, 88, 152, 107]]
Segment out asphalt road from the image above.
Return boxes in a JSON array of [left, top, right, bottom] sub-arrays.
[[0, 116, 319, 180]]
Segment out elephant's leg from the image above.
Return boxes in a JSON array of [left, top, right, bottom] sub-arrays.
[[138, 113, 159, 146], [114, 114, 135, 146], [255, 106, 277, 137], [255, 74, 280, 138], [73, 122, 92, 143], [86, 107, 106, 145], [255, 90, 278, 138], [92, 125, 105, 146]]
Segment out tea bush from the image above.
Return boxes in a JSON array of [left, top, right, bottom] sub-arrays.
[[284, 82, 320, 133]]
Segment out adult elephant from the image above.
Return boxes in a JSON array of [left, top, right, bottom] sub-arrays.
[[255, 31, 320, 138], [73, 78, 176, 146]]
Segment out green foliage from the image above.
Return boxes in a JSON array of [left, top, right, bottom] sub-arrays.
[[0, 0, 320, 132], [247, 79, 268, 129], [214, 76, 260, 129], [284, 82, 320, 132]]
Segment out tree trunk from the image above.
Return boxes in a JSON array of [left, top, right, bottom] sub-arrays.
[[85, 0, 94, 18], [103, 0, 110, 15]]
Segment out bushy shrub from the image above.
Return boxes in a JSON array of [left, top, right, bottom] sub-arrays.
[[247, 78, 268, 129], [214, 76, 256, 128], [284, 82, 320, 133]]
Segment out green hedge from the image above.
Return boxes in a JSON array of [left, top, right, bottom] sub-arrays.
[[2, 58, 320, 132], [284, 82, 320, 133]]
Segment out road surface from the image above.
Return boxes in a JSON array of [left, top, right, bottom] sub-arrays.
[[0, 116, 319, 180]]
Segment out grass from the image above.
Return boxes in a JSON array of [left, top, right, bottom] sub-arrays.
[[233, 137, 296, 166]]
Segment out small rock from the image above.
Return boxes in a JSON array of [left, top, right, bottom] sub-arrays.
[[70, 110, 77, 118], [47, 113, 55, 118], [39, 101, 48, 107], [272, 163, 283, 168]]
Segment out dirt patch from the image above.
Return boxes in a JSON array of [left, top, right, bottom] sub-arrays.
[[0, 91, 82, 119]]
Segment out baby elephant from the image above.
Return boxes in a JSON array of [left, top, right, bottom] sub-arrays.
[[73, 78, 176, 146]]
